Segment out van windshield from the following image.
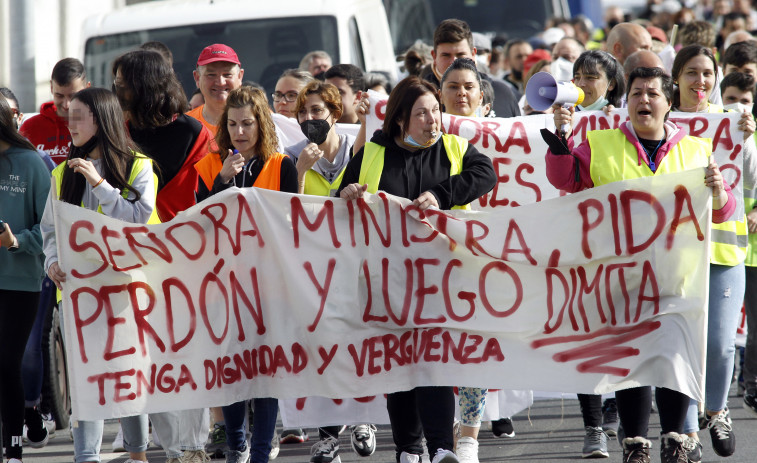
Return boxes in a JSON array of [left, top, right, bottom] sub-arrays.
[[85, 15, 338, 100]]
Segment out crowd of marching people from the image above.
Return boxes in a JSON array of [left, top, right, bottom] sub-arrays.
[[6, 2, 757, 463]]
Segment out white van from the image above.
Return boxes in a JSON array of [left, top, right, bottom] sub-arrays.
[[81, 0, 397, 97]]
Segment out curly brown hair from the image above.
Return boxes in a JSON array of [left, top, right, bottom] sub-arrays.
[[215, 86, 279, 163], [293, 80, 343, 122]]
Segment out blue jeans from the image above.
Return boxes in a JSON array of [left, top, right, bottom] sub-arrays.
[[21, 278, 54, 406], [72, 415, 148, 463], [684, 263, 745, 433], [222, 398, 278, 463]]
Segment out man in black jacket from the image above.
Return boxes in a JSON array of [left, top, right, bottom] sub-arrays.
[[420, 19, 521, 118]]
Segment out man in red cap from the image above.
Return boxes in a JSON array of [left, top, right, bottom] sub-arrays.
[[187, 43, 244, 135]]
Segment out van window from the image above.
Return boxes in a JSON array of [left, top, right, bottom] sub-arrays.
[[85, 16, 339, 99], [348, 16, 366, 72]]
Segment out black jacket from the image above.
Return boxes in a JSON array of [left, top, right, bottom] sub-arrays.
[[337, 130, 496, 209]]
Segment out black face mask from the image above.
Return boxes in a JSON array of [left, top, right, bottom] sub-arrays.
[[300, 119, 331, 145]]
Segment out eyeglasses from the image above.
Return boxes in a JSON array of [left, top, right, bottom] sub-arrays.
[[272, 91, 298, 103]]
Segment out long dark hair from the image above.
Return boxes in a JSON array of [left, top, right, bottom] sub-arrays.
[[671, 45, 718, 108], [112, 50, 188, 129], [573, 50, 626, 107], [215, 87, 279, 163], [382, 76, 440, 139], [60, 88, 141, 205], [0, 98, 35, 151]]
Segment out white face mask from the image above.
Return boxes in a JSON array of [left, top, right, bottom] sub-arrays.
[[550, 57, 573, 83], [475, 54, 490, 72], [724, 102, 754, 114]]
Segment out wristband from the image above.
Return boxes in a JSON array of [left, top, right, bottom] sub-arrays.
[[94, 177, 105, 188]]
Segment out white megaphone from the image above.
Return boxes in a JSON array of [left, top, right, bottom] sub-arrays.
[[526, 72, 585, 133]]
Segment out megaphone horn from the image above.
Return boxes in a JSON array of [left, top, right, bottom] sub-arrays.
[[525, 72, 585, 133]]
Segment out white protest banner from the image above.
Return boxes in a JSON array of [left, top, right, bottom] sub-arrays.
[[55, 169, 711, 421], [365, 91, 744, 213], [278, 389, 533, 428]]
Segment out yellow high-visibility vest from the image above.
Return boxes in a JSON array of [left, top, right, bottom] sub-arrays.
[[587, 128, 746, 266], [358, 134, 471, 210]]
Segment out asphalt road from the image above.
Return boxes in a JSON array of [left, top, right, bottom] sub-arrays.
[[24, 383, 757, 463]]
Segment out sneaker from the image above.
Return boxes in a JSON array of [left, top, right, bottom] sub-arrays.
[[744, 391, 757, 416], [41, 412, 56, 437], [601, 399, 619, 437], [682, 436, 702, 463], [621, 437, 651, 463], [111, 424, 125, 452], [167, 458, 182, 463], [706, 408, 735, 457], [270, 432, 280, 459], [281, 428, 309, 444], [400, 452, 421, 463], [206, 423, 227, 459], [491, 417, 515, 438], [24, 406, 49, 448], [310, 436, 340, 463], [431, 448, 460, 463], [455, 436, 479, 463], [582, 426, 609, 458], [184, 449, 211, 463], [350, 424, 376, 457], [226, 444, 250, 463], [659, 432, 687, 463]]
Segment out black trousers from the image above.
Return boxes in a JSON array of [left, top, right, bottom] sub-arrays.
[[616, 386, 690, 438], [0, 289, 39, 459], [386, 386, 455, 462], [578, 393, 603, 428]]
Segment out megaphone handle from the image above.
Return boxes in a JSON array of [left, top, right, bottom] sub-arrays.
[[560, 104, 573, 137]]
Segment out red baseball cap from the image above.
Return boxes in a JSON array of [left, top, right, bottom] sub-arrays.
[[197, 44, 241, 66], [524, 49, 552, 75]]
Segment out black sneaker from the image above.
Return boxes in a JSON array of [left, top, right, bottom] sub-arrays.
[[744, 391, 757, 416], [492, 417, 515, 438], [602, 398, 619, 437], [659, 432, 687, 463], [682, 436, 702, 463], [706, 408, 735, 457], [621, 437, 651, 463], [24, 406, 49, 448], [310, 436, 340, 463], [206, 422, 227, 459]]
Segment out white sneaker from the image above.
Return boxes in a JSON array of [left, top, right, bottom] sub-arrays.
[[431, 448, 460, 463], [455, 437, 479, 463], [41, 412, 56, 437], [270, 432, 280, 459], [400, 451, 421, 463], [111, 424, 125, 451], [183, 449, 211, 462], [350, 424, 377, 457]]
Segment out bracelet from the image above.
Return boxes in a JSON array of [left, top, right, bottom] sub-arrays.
[[94, 177, 104, 188]]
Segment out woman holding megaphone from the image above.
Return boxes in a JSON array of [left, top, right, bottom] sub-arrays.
[[545, 66, 735, 463]]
